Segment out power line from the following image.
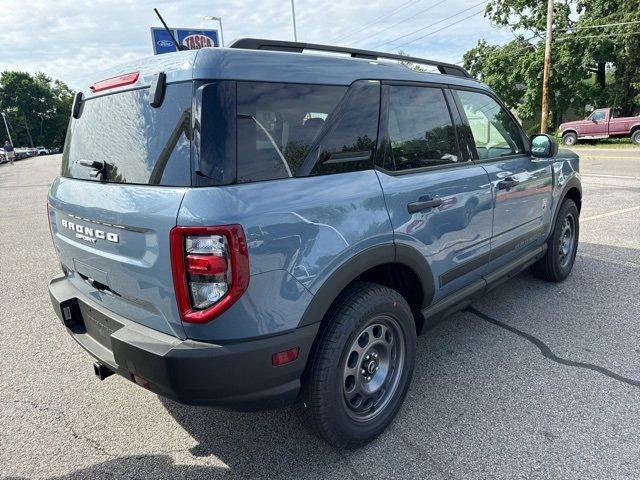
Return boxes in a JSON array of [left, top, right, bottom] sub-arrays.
[[450, 35, 538, 66], [391, 8, 486, 50], [556, 30, 640, 41], [375, 1, 487, 50], [556, 19, 640, 32], [347, 0, 448, 45], [331, 0, 416, 44]]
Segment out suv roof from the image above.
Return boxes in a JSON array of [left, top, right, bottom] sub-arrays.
[[81, 38, 488, 98]]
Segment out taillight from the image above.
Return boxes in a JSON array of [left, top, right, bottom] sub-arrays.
[[170, 225, 249, 324]]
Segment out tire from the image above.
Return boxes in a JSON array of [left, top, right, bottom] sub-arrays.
[[562, 132, 578, 146], [300, 281, 416, 448], [532, 198, 579, 282], [631, 130, 640, 145]]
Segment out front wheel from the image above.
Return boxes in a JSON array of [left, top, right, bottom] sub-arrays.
[[532, 198, 579, 282], [301, 282, 416, 448], [562, 132, 578, 146], [631, 130, 640, 145]]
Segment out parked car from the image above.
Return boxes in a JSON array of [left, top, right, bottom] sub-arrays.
[[37, 146, 51, 155], [14, 147, 38, 159], [47, 39, 582, 448], [560, 107, 640, 145]]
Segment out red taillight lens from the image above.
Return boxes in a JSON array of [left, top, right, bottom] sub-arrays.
[[186, 255, 228, 275], [89, 72, 139, 93], [170, 225, 249, 324]]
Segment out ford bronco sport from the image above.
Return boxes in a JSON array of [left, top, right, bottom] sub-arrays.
[[48, 39, 582, 448]]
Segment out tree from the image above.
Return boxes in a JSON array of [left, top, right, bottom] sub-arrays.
[[0, 71, 73, 147], [462, 0, 640, 129]]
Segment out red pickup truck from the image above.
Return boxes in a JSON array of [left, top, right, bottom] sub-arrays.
[[559, 108, 640, 145]]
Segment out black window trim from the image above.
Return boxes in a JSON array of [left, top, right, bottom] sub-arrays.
[[449, 85, 532, 164], [374, 81, 471, 177]]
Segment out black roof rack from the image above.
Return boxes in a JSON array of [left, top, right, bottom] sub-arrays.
[[229, 38, 471, 79]]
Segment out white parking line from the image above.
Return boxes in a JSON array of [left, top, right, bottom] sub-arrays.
[[582, 206, 640, 222]]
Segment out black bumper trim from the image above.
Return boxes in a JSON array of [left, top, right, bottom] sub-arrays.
[[49, 275, 319, 410]]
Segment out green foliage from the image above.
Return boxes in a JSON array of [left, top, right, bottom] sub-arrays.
[[0, 71, 73, 147], [463, 0, 639, 128]]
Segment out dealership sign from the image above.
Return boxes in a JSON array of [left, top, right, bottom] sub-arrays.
[[151, 28, 219, 54]]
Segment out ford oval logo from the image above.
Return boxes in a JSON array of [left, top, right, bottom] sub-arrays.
[[157, 39, 174, 48], [182, 34, 213, 50]]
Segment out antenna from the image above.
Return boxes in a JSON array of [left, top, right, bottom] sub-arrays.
[[154, 8, 187, 51]]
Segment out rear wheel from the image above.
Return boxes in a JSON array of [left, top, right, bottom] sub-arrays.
[[532, 198, 579, 282], [562, 132, 578, 146], [631, 130, 640, 145], [301, 282, 416, 448]]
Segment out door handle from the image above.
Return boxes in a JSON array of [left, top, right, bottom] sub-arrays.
[[407, 197, 443, 214], [497, 177, 519, 189]]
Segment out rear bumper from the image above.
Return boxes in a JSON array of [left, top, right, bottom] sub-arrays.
[[48, 275, 318, 410]]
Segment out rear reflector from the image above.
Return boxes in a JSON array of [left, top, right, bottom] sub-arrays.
[[272, 347, 300, 366], [90, 72, 140, 93], [186, 254, 227, 275]]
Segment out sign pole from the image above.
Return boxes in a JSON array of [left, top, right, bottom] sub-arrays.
[[291, 0, 298, 41]]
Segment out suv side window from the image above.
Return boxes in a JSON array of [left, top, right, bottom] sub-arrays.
[[386, 85, 460, 172], [308, 80, 380, 176], [456, 90, 524, 160], [236, 82, 347, 183]]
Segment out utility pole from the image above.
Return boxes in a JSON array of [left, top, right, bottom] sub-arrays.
[[1, 112, 13, 145], [291, 0, 298, 41], [540, 0, 554, 134]]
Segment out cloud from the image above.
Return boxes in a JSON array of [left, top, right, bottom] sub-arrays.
[[0, 0, 513, 89]]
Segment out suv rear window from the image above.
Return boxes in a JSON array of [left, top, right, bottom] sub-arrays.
[[236, 82, 347, 183], [61, 83, 192, 186], [234, 81, 380, 183]]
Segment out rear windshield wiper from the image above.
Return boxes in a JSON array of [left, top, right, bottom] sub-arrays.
[[79, 159, 107, 178]]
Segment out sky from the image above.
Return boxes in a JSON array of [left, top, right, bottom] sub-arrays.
[[0, 0, 515, 90]]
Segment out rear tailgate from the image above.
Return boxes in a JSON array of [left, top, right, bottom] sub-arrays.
[[48, 56, 196, 339], [49, 181, 187, 338]]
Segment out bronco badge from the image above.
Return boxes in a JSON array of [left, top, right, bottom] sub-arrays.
[[61, 219, 119, 244]]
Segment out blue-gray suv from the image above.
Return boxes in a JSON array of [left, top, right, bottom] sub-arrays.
[[47, 39, 582, 448]]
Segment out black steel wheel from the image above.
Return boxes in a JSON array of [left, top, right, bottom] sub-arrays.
[[301, 282, 416, 448], [532, 198, 580, 282], [342, 316, 405, 422]]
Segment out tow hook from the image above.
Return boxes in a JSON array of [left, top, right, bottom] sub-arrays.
[[93, 362, 115, 380]]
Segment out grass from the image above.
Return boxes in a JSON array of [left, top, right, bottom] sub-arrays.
[[553, 135, 639, 149]]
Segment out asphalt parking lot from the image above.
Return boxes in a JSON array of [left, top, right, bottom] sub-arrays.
[[1, 149, 639, 479]]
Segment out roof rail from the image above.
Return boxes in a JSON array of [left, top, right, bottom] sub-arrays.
[[229, 38, 471, 78]]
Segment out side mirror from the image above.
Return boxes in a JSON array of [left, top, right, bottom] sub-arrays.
[[530, 134, 558, 158]]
